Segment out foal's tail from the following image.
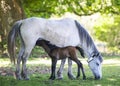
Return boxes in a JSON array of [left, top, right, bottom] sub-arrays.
[[7, 20, 22, 64], [76, 47, 85, 58]]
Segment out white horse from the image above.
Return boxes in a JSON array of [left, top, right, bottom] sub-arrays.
[[8, 17, 103, 80]]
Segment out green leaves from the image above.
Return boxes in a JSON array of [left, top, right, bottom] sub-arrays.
[[22, 0, 120, 17], [22, 0, 120, 52], [94, 15, 120, 52]]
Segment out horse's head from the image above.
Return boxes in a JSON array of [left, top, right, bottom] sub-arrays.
[[87, 53, 103, 80]]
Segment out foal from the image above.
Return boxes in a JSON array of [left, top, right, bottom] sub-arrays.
[[36, 40, 86, 80]]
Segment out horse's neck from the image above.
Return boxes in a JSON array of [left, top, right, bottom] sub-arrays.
[[82, 43, 98, 58]]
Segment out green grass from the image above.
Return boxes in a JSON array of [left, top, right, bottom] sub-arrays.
[[0, 56, 120, 86]]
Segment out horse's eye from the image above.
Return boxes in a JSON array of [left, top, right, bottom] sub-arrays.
[[96, 63, 99, 66]]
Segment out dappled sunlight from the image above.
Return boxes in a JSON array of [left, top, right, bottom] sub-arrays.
[[103, 59, 120, 66], [107, 78, 117, 81], [1, 57, 120, 67], [27, 58, 51, 65], [28, 57, 88, 65], [0, 59, 11, 67], [95, 84, 102, 86]]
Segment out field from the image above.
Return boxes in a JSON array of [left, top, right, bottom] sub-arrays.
[[0, 56, 120, 86]]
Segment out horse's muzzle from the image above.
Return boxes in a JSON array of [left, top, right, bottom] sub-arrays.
[[95, 75, 101, 80]]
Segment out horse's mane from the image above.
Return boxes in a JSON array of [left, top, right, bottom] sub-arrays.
[[75, 20, 98, 54]]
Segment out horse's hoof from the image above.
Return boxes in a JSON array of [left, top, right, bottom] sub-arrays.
[[57, 76, 63, 80], [24, 77, 30, 80], [15, 72, 22, 80], [69, 76, 76, 80], [57, 77, 63, 80], [16, 77, 22, 80], [68, 73, 75, 80]]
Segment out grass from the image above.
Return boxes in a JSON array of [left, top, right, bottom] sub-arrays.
[[0, 56, 120, 86]]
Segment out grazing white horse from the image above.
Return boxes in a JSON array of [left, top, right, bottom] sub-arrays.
[[8, 17, 103, 80]]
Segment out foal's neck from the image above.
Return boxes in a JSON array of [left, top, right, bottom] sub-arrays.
[[39, 40, 58, 55], [41, 43, 51, 54]]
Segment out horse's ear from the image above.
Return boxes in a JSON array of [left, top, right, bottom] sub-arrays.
[[91, 52, 99, 57], [91, 53, 94, 57], [91, 52, 96, 57], [99, 55, 103, 63]]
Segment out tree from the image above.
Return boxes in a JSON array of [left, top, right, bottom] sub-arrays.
[[1, 0, 120, 55], [22, 0, 120, 17], [0, 0, 25, 55], [94, 15, 120, 52]]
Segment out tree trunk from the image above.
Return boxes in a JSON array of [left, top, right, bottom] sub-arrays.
[[0, 0, 25, 56]]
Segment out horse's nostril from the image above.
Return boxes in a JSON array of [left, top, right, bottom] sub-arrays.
[[95, 76, 101, 80]]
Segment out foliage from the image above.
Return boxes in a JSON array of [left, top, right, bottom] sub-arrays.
[[94, 15, 120, 52], [1, 0, 120, 55], [0, 0, 24, 54], [22, 0, 120, 17]]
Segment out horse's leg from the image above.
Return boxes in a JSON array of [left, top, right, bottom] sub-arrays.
[[15, 45, 24, 80], [57, 58, 66, 79], [21, 43, 35, 80], [67, 58, 75, 80], [49, 58, 57, 80]]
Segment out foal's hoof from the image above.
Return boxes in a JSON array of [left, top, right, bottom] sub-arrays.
[[49, 77, 55, 80], [76, 75, 80, 79], [83, 77, 86, 80]]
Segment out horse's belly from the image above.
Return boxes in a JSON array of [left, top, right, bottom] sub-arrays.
[[42, 29, 80, 47], [42, 23, 80, 47]]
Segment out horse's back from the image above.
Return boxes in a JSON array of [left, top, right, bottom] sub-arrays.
[[20, 17, 80, 47]]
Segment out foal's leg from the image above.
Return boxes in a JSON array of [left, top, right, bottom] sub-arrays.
[[73, 59, 81, 78], [70, 51, 86, 80], [57, 58, 66, 79], [79, 61, 86, 80], [67, 58, 75, 79], [49, 58, 57, 80], [73, 59, 86, 80]]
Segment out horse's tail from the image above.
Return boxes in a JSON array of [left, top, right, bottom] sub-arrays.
[[76, 47, 85, 58], [7, 20, 22, 64]]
